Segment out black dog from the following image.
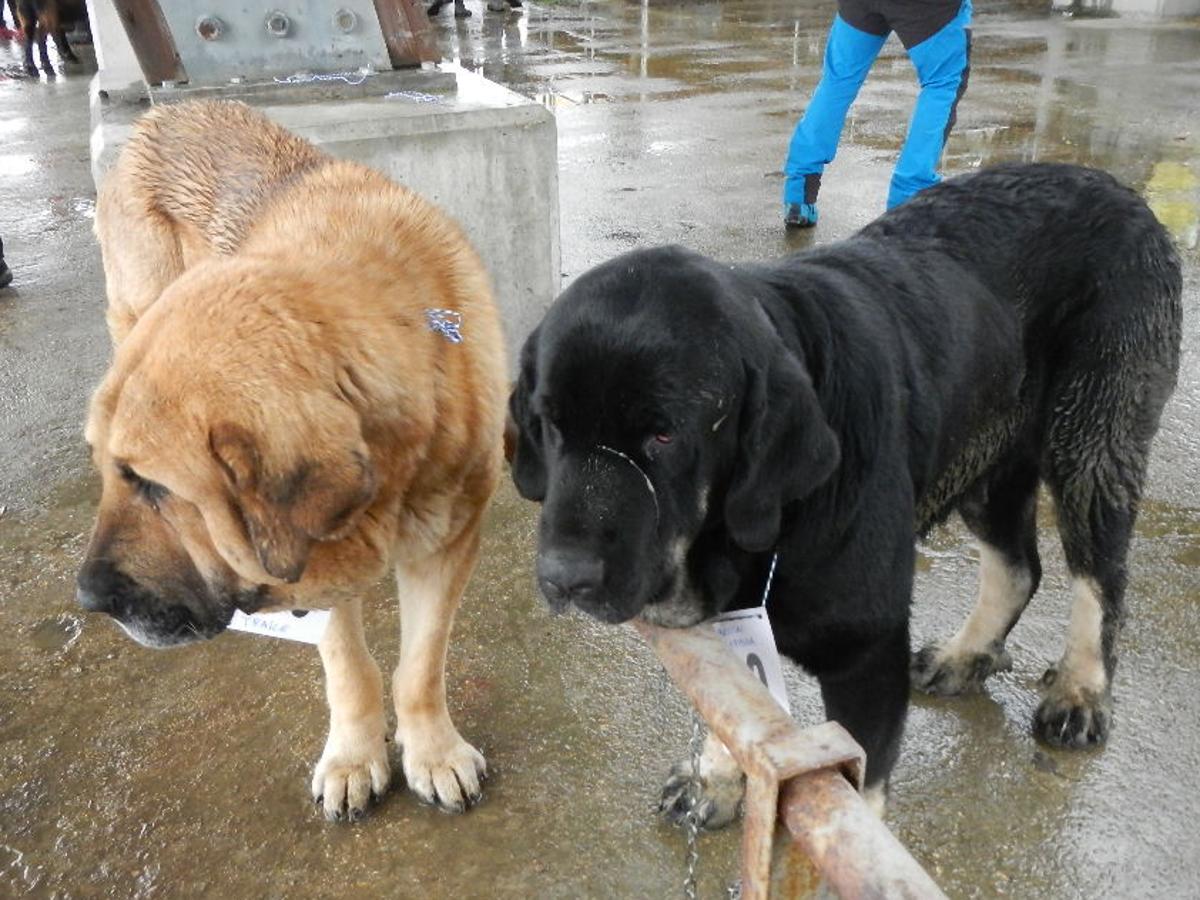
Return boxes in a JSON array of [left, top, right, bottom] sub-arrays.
[[15, 0, 86, 77], [508, 163, 1181, 821]]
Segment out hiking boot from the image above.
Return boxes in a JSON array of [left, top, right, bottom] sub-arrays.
[[784, 202, 818, 229]]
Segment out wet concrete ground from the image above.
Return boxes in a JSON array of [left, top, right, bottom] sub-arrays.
[[1, 2, 1198, 897]]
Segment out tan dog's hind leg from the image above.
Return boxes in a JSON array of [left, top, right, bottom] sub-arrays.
[[96, 178, 185, 344], [312, 598, 390, 821], [393, 518, 487, 814]]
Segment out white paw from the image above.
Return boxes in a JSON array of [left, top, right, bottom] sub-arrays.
[[910, 638, 1012, 695], [311, 716, 391, 822], [396, 719, 486, 814], [659, 758, 746, 830]]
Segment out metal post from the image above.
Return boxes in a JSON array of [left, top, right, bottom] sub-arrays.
[[110, 0, 186, 86], [373, 0, 440, 67]]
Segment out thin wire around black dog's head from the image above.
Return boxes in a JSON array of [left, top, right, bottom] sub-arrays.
[[594, 444, 660, 524]]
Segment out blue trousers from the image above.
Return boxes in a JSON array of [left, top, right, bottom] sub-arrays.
[[783, 0, 972, 210]]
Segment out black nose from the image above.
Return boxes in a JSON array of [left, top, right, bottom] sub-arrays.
[[537, 548, 605, 608], [76, 560, 123, 615], [76, 582, 113, 614]]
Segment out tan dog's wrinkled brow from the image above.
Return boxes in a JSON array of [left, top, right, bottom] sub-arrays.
[[210, 421, 377, 583]]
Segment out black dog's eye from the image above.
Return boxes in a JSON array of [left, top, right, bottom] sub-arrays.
[[644, 433, 676, 457], [117, 463, 169, 508]]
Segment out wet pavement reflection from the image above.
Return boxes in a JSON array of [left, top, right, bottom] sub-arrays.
[[2, 2, 1198, 897]]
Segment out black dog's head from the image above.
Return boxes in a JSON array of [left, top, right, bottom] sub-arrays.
[[509, 246, 839, 626]]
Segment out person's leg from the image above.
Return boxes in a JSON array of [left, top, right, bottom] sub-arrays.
[[888, 0, 972, 209], [0, 236, 11, 289], [783, 13, 887, 225]]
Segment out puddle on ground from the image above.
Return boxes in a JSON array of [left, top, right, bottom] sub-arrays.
[[27, 613, 83, 653]]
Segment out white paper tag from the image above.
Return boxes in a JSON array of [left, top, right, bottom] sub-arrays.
[[709, 607, 791, 714], [228, 609, 331, 645]]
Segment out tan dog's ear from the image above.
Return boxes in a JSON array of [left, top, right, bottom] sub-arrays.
[[209, 421, 377, 583]]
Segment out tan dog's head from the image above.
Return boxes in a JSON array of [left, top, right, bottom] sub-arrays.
[[77, 263, 379, 647]]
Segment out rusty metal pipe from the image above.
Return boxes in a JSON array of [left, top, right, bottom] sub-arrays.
[[633, 619, 946, 900], [781, 771, 946, 899]]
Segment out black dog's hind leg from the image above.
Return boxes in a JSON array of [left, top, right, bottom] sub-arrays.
[[1036, 309, 1178, 746], [912, 454, 1042, 695], [51, 26, 78, 64], [814, 623, 911, 814], [1033, 211, 1182, 751], [36, 29, 52, 74], [17, 6, 40, 75]]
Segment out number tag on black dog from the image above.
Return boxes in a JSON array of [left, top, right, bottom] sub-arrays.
[[710, 608, 791, 714]]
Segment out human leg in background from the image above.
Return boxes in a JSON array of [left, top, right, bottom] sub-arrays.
[[0, 237, 11, 289], [888, 0, 972, 209], [782, 13, 887, 227]]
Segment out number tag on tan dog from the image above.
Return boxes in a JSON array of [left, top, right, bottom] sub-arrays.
[[710, 609, 791, 714], [228, 609, 331, 644]]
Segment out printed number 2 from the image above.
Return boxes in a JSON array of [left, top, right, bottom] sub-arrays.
[[746, 653, 768, 688]]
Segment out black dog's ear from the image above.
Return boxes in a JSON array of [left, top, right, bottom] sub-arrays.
[[725, 351, 840, 552], [507, 327, 548, 501]]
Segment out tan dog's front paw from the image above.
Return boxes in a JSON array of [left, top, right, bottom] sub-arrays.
[[311, 718, 391, 822], [396, 719, 486, 814]]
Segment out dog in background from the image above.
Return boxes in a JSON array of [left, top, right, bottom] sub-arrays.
[[508, 163, 1181, 823], [16, 0, 86, 77], [80, 100, 508, 821], [427, 0, 522, 17]]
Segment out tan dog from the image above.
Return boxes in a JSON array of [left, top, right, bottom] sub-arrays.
[[79, 100, 507, 821]]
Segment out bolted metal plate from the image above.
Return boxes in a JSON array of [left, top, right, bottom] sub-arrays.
[[158, 1, 394, 86]]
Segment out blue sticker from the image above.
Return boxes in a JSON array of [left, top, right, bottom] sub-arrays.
[[426, 308, 464, 344]]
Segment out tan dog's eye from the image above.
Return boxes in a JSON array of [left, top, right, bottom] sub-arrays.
[[117, 463, 170, 509]]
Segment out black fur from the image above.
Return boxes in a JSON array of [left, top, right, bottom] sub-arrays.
[[509, 163, 1181, 791]]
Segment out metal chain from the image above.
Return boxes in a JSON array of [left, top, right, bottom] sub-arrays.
[[680, 717, 744, 900], [683, 713, 705, 899]]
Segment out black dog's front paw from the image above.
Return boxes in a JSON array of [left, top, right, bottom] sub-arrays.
[[910, 640, 1012, 696], [1034, 668, 1111, 748], [658, 760, 743, 831]]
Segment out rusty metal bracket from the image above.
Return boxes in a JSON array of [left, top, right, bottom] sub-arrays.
[[634, 619, 947, 900]]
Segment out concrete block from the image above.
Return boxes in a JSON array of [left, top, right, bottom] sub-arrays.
[[89, 67, 559, 373]]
